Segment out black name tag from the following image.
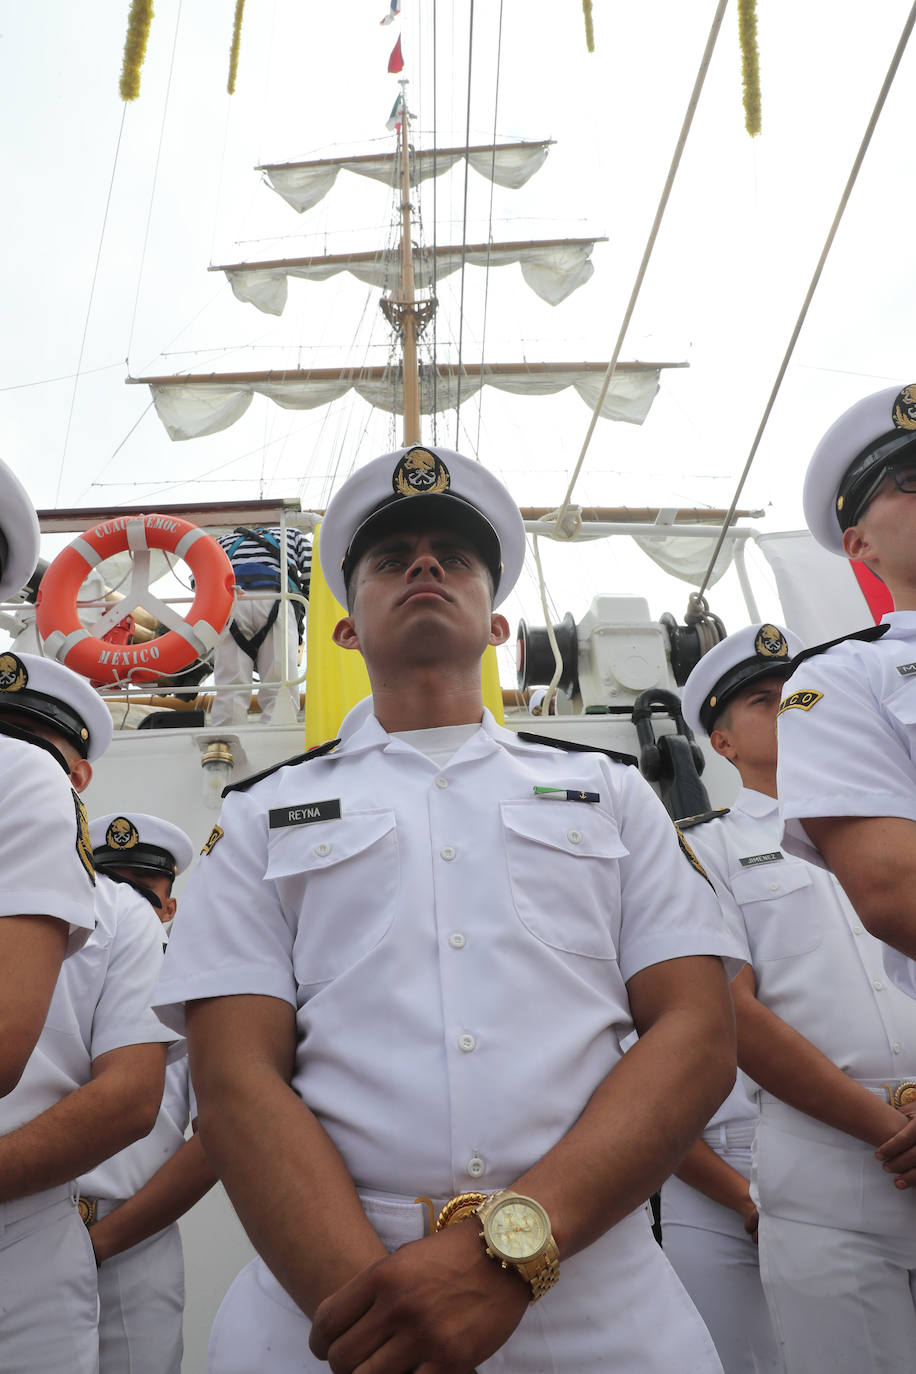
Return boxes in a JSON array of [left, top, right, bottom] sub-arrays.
[[896, 662, 916, 677], [269, 800, 341, 828], [739, 852, 784, 867]]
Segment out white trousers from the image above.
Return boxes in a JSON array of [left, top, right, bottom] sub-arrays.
[[754, 1100, 916, 1374], [208, 1199, 723, 1374], [97, 1220, 184, 1374], [0, 1184, 98, 1374], [211, 600, 300, 727], [661, 1145, 781, 1374]]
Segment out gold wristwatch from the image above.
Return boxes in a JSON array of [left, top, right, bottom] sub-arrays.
[[474, 1190, 560, 1302]]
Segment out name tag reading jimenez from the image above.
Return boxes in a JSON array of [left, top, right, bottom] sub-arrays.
[[269, 800, 342, 828], [739, 852, 784, 868]]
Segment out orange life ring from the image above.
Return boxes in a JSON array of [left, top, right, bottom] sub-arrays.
[[36, 513, 235, 685]]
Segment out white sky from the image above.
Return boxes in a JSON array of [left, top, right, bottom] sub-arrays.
[[2, 1, 915, 675]]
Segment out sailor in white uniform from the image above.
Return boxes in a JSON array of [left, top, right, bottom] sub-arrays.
[[0, 654, 179, 1374], [682, 623, 916, 1374], [776, 384, 916, 1001], [156, 444, 744, 1374], [81, 813, 216, 1374], [0, 459, 97, 1093]]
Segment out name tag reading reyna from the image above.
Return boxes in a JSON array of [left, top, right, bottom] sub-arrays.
[[269, 800, 342, 828]]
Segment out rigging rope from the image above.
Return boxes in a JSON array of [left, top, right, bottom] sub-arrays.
[[453, 0, 475, 444], [550, 0, 729, 536], [475, 0, 506, 461], [695, 0, 916, 602], [54, 103, 128, 505]]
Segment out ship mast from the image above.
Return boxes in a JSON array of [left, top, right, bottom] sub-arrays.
[[380, 80, 435, 445]]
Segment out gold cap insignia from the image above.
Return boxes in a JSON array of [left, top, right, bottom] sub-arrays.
[[893, 385, 916, 432], [106, 816, 140, 850], [755, 625, 789, 659], [708, 694, 717, 709], [0, 653, 28, 693], [392, 447, 450, 498]]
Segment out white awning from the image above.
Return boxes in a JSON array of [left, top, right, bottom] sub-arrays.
[[261, 142, 551, 214], [147, 364, 663, 442], [223, 240, 597, 316]]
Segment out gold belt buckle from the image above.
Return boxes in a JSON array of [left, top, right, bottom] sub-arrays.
[[77, 1196, 97, 1227], [887, 1081, 916, 1110]]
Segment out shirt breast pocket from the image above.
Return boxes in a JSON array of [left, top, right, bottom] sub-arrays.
[[500, 801, 625, 959], [730, 860, 821, 960], [884, 681, 916, 743], [266, 810, 399, 986]]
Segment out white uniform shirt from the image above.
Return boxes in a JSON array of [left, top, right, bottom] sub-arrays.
[[0, 733, 96, 950], [777, 611, 916, 997], [687, 787, 916, 1079], [0, 874, 179, 1136], [80, 1055, 191, 1201], [157, 707, 742, 1199]]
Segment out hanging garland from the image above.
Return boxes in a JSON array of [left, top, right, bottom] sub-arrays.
[[227, 0, 247, 95], [582, 0, 595, 54], [737, 0, 761, 136], [119, 0, 155, 102]]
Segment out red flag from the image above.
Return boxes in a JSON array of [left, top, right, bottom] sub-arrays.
[[388, 36, 404, 74]]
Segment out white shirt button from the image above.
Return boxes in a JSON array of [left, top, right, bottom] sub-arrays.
[[873, 980, 885, 991], [448, 932, 467, 949], [467, 1155, 485, 1178], [314, 842, 331, 858], [440, 846, 457, 861], [435, 776, 449, 789], [567, 829, 583, 845], [458, 1033, 476, 1053], [893, 1044, 902, 1054], [768, 882, 780, 892], [854, 926, 864, 935]]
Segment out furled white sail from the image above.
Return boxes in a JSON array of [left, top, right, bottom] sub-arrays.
[[260, 142, 551, 214], [140, 362, 674, 442], [219, 239, 600, 316]]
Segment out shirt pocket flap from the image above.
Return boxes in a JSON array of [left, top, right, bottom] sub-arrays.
[[885, 681, 916, 728], [500, 800, 629, 860], [266, 809, 396, 878], [731, 860, 812, 905]]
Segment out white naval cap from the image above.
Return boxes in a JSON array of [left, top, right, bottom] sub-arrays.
[[0, 459, 40, 603], [90, 812, 194, 879], [804, 383, 916, 555], [681, 622, 804, 737], [0, 651, 112, 760], [318, 444, 526, 609]]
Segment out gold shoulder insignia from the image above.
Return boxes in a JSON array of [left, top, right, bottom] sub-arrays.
[[72, 791, 95, 887], [674, 822, 713, 888], [777, 689, 824, 716], [201, 824, 224, 856]]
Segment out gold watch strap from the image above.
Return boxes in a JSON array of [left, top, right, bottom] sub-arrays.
[[435, 1191, 488, 1231]]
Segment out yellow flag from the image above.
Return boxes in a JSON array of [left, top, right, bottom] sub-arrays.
[[304, 523, 505, 747]]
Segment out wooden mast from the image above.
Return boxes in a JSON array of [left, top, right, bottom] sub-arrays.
[[379, 79, 435, 445]]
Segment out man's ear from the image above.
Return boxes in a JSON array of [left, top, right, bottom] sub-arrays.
[[162, 894, 177, 922], [708, 726, 735, 762], [488, 613, 511, 648], [69, 758, 93, 794], [842, 524, 869, 563], [332, 616, 362, 652]]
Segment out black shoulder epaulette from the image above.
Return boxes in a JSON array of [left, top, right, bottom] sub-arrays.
[[676, 808, 730, 831], [789, 621, 890, 669], [515, 731, 637, 768], [222, 738, 341, 797], [0, 718, 71, 775]]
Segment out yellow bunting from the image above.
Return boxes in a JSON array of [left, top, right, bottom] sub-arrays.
[[737, 0, 762, 137], [119, 0, 155, 102], [582, 0, 595, 54], [227, 0, 246, 96]]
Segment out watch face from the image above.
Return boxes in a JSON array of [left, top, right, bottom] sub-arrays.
[[486, 1198, 549, 1260]]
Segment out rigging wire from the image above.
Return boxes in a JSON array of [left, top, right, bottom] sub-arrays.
[[0, 362, 122, 393], [695, 0, 916, 602], [474, 0, 506, 461], [126, 0, 185, 365], [453, 0, 476, 444], [53, 104, 128, 505], [431, 0, 438, 439], [551, 0, 729, 535]]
